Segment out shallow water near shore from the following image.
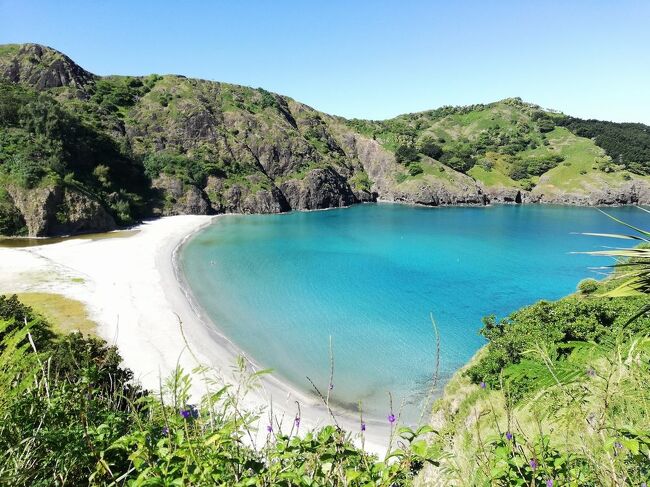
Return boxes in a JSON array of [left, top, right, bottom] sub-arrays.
[[179, 203, 648, 422]]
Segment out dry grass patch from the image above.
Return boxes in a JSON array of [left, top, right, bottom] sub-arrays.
[[15, 292, 97, 335]]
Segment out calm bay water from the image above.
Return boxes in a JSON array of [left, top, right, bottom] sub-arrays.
[[179, 203, 647, 421]]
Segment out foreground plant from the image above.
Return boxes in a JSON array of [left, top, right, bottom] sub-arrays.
[[432, 209, 650, 485], [0, 296, 438, 486]]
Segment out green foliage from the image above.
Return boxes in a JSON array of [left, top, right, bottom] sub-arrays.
[[89, 76, 157, 114], [418, 136, 443, 159], [256, 87, 279, 110], [408, 163, 424, 176], [578, 278, 599, 295], [467, 295, 650, 392], [474, 123, 538, 156], [0, 296, 438, 486], [480, 434, 596, 485], [395, 144, 420, 164], [507, 154, 565, 180], [0, 81, 150, 225], [559, 117, 650, 175], [531, 111, 557, 133], [143, 151, 209, 187], [0, 294, 54, 350], [0, 319, 39, 413], [350, 171, 372, 192]]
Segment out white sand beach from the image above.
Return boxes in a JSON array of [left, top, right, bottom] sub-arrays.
[[0, 216, 392, 455]]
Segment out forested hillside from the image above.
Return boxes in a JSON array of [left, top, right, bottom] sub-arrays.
[[1, 43, 650, 236]]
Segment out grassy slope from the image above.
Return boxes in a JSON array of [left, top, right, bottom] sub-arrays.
[[350, 99, 648, 194], [529, 127, 650, 194]]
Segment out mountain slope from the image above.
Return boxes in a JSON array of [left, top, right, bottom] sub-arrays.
[[0, 43, 649, 236]]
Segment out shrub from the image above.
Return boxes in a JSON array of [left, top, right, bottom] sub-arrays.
[[408, 163, 424, 176], [418, 137, 443, 159], [350, 171, 372, 192], [143, 152, 207, 187], [0, 294, 53, 349], [440, 154, 474, 173], [577, 278, 599, 295], [395, 144, 420, 164], [466, 295, 650, 390]]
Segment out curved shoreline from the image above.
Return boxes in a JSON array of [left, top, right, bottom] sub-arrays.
[[0, 215, 392, 454], [167, 215, 394, 453]]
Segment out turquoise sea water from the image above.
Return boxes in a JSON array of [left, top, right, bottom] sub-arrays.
[[179, 204, 648, 421]]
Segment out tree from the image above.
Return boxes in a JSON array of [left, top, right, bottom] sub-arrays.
[[419, 137, 443, 159], [395, 144, 419, 164]]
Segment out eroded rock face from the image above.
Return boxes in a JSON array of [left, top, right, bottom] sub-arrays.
[[388, 180, 487, 206], [0, 43, 95, 91], [529, 179, 650, 205], [279, 168, 359, 210], [204, 176, 289, 214], [152, 175, 212, 216], [7, 184, 115, 237], [482, 186, 526, 204]]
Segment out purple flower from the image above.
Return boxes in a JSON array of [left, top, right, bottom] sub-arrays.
[[480, 381, 486, 389], [546, 480, 553, 487], [614, 441, 623, 456], [529, 458, 538, 471], [361, 422, 366, 432], [388, 414, 396, 424], [162, 426, 169, 436], [189, 404, 199, 419], [329, 383, 334, 390], [505, 431, 513, 441], [266, 424, 273, 433], [294, 416, 300, 427], [640, 483, 646, 487], [586, 368, 596, 377], [180, 405, 199, 420]]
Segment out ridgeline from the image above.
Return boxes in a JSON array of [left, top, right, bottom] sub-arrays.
[[1, 43, 650, 236]]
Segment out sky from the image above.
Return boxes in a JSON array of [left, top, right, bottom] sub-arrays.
[[1, 0, 649, 123]]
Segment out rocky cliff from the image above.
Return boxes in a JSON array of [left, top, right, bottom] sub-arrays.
[[0, 43, 648, 237]]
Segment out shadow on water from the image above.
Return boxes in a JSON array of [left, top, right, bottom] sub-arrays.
[[0, 229, 139, 248]]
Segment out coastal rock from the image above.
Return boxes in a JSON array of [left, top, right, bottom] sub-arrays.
[[482, 186, 525, 204], [152, 175, 212, 216], [529, 177, 650, 205], [279, 167, 358, 210], [6, 184, 115, 237], [337, 133, 486, 206], [205, 176, 289, 214]]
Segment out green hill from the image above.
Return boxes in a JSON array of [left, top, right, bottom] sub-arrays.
[[1, 43, 649, 236]]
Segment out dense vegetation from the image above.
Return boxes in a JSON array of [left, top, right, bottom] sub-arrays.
[[2, 44, 650, 237], [0, 81, 151, 225], [428, 215, 650, 485], [559, 117, 650, 175], [349, 99, 573, 182]]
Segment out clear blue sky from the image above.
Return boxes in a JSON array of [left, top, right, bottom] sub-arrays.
[[1, 0, 649, 123]]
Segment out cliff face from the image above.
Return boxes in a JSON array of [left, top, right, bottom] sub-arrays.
[[6, 184, 115, 237], [0, 43, 648, 237], [0, 43, 95, 92]]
